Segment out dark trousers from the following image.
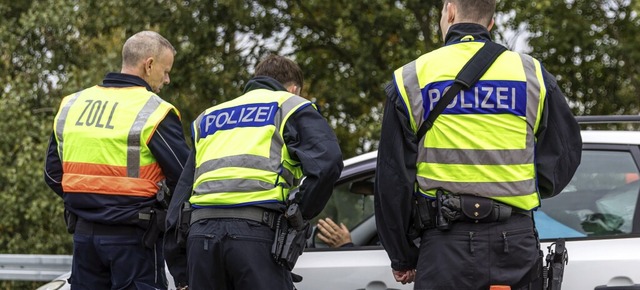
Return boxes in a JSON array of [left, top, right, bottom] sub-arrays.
[[70, 219, 167, 290], [187, 218, 294, 290], [415, 214, 540, 290]]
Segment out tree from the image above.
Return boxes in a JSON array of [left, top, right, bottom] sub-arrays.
[[498, 0, 640, 115], [285, 0, 443, 156]]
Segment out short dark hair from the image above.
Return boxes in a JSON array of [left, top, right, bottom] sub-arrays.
[[443, 0, 496, 27], [254, 55, 304, 90]]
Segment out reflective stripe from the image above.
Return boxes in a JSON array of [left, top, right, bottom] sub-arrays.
[[54, 91, 83, 159], [520, 53, 541, 131], [62, 161, 163, 182], [192, 114, 204, 143], [195, 155, 272, 180], [401, 60, 423, 133], [419, 178, 536, 197], [127, 95, 162, 178], [63, 174, 158, 197], [424, 148, 534, 164], [194, 155, 297, 187], [194, 179, 275, 194]]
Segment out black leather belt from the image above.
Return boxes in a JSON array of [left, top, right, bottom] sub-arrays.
[[75, 218, 141, 235], [512, 206, 532, 217], [190, 207, 280, 229]]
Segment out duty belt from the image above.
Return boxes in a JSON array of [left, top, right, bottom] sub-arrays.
[[190, 206, 279, 229], [441, 193, 532, 224]]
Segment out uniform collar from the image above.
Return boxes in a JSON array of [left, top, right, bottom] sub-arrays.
[[242, 76, 287, 94], [101, 72, 153, 92], [444, 23, 492, 45]]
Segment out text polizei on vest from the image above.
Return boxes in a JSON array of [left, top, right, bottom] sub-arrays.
[[201, 102, 279, 137], [424, 81, 527, 115]]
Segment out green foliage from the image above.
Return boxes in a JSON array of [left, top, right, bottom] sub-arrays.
[[286, 0, 442, 156], [1, 1, 640, 287], [498, 0, 640, 115]]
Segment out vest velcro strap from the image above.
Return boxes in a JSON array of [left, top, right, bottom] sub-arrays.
[[190, 207, 279, 229]]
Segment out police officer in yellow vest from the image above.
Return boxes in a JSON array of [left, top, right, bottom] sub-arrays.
[[164, 55, 343, 290], [44, 31, 189, 290], [374, 1, 582, 289]]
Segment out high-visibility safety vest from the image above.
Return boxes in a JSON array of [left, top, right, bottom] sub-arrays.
[[53, 86, 179, 198], [190, 89, 313, 207], [394, 39, 546, 210]]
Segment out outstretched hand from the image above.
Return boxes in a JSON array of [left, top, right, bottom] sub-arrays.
[[316, 217, 352, 248]]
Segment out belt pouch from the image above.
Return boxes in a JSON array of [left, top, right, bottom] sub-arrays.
[[460, 195, 493, 221]]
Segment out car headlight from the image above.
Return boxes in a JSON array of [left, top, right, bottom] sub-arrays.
[[35, 280, 67, 290]]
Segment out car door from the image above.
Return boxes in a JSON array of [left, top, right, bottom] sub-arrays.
[[293, 167, 412, 290], [536, 144, 640, 289]]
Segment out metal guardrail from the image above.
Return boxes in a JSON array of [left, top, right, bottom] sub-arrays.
[[576, 115, 640, 124], [0, 254, 71, 281]]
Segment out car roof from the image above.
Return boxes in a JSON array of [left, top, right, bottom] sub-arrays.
[[581, 130, 640, 145], [343, 129, 640, 167], [343, 151, 377, 167]]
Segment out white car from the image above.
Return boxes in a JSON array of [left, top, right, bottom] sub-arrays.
[[295, 115, 640, 290], [39, 116, 640, 290]]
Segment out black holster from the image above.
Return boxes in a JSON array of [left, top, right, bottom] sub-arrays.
[[271, 203, 311, 270], [64, 209, 78, 234], [177, 202, 192, 247], [140, 207, 167, 249], [544, 239, 568, 290], [410, 195, 435, 238]]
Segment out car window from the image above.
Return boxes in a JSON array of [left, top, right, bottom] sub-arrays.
[[536, 149, 640, 240], [311, 176, 375, 245]]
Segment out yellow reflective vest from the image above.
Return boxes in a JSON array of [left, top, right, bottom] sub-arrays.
[[394, 40, 546, 210], [190, 89, 313, 207], [53, 86, 179, 198]]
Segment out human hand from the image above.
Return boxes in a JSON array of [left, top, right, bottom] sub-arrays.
[[392, 269, 416, 284], [316, 217, 352, 248]]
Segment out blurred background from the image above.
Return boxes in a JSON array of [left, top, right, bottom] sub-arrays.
[[1, 0, 639, 288]]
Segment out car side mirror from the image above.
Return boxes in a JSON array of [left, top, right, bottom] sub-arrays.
[[349, 180, 374, 196]]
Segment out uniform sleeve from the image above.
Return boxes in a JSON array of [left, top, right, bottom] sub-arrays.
[[148, 112, 190, 194], [150, 111, 190, 287], [374, 82, 419, 271], [535, 69, 582, 197], [44, 133, 64, 198], [283, 105, 344, 220], [164, 149, 195, 287]]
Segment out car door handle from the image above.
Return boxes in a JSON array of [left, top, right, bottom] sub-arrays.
[[356, 280, 401, 290], [595, 285, 640, 289]]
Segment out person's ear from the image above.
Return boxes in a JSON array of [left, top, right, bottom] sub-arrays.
[[446, 2, 456, 24], [287, 84, 301, 95], [487, 18, 495, 31], [144, 58, 154, 75]]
